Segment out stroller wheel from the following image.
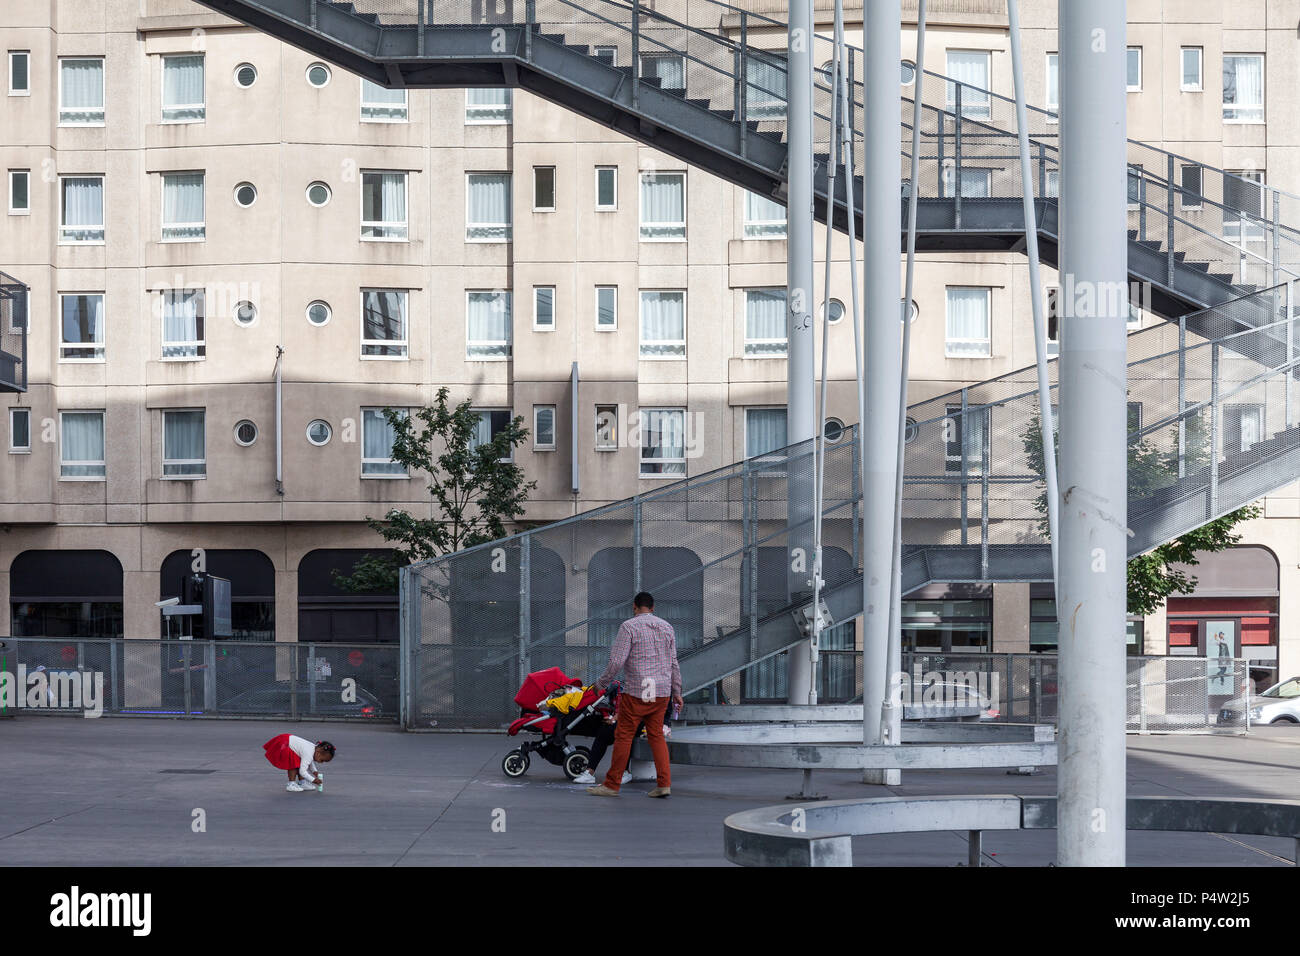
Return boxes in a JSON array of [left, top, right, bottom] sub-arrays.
[[562, 747, 592, 781], [502, 749, 530, 778]]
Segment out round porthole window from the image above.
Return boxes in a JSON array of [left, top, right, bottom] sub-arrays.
[[234, 182, 258, 208], [306, 420, 332, 446], [823, 299, 845, 325], [816, 59, 835, 88], [824, 418, 845, 443], [233, 300, 258, 327], [902, 298, 919, 323], [234, 63, 258, 88], [234, 420, 258, 446], [306, 300, 331, 326], [306, 182, 332, 207], [904, 417, 918, 444], [901, 60, 917, 85], [306, 62, 332, 88]]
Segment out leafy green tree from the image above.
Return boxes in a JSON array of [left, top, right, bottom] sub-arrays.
[[333, 387, 537, 593]]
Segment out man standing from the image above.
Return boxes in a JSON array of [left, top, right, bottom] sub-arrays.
[[587, 591, 682, 798]]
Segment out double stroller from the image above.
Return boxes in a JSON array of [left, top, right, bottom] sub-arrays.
[[502, 667, 620, 780]]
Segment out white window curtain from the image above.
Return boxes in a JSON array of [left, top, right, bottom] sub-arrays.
[[162, 55, 204, 122], [744, 190, 786, 238], [361, 289, 408, 357], [534, 287, 554, 328], [640, 409, 686, 475], [467, 173, 511, 241], [467, 291, 511, 358], [1181, 48, 1201, 89], [640, 173, 685, 239], [60, 58, 104, 124], [1045, 53, 1058, 111], [535, 407, 556, 447], [959, 168, 991, 198], [945, 404, 988, 473], [746, 408, 787, 458], [162, 289, 205, 359], [945, 287, 991, 356], [640, 54, 684, 91], [61, 294, 105, 360], [946, 51, 990, 119], [162, 173, 205, 240], [361, 79, 407, 120], [362, 408, 407, 475], [61, 411, 105, 478], [745, 54, 787, 120], [639, 291, 685, 358], [469, 410, 511, 460], [744, 288, 787, 356], [596, 287, 616, 328], [163, 410, 205, 476], [61, 177, 104, 242], [362, 172, 407, 239], [466, 88, 511, 122], [1223, 55, 1263, 121]]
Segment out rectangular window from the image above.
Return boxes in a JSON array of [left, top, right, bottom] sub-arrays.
[[1225, 404, 1265, 453], [945, 287, 991, 357], [1180, 164, 1203, 210], [595, 404, 618, 450], [1126, 46, 1141, 91], [465, 88, 511, 123], [361, 408, 408, 476], [639, 171, 685, 240], [361, 79, 407, 122], [161, 172, 205, 241], [1223, 54, 1263, 122], [944, 403, 989, 474], [9, 169, 28, 214], [1181, 46, 1203, 91], [466, 289, 511, 358], [1045, 286, 1059, 356], [745, 407, 787, 458], [596, 166, 617, 210], [595, 286, 617, 330], [9, 407, 30, 453], [162, 409, 205, 477], [1127, 164, 1143, 209], [470, 409, 512, 462], [466, 172, 512, 241], [639, 53, 685, 93], [593, 46, 617, 66], [360, 288, 408, 358], [534, 405, 556, 450], [162, 54, 204, 122], [1224, 169, 1265, 242], [1045, 53, 1058, 115], [533, 166, 555, 212], [639, 290, 685, 359], [161, 288, 205, 360], [9, 51, 29, 95], [60, 176, 104, 243], [639, 408, 686, 476], [59, 293, 105, 361], [959, 167, 991, 198], [744, 288, 787, 357], [59, 57, 104, 125], [946, 50, 990, 119], [360, 170, 408, 240], [533, 286, 554, 331], [60, 410, 105, 479], [1045, 169, 1059, 198], [744, 190, 786, 238], [745, 51, 787, 121]]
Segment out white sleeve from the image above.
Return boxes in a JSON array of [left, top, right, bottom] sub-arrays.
[[288, 736, 316, 780]]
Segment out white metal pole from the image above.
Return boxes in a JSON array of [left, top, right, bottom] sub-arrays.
[[1057, 0, 1128, 866], [861, 0, 902, 782]]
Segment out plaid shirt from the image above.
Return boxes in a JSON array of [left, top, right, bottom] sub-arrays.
[[595, 612, 682, 699]]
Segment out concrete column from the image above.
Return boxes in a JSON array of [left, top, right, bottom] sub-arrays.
[[1142, 605, 1168, 656], [992, 582, 1031, 654], [1057, 0, 1128, 867], [861, 0, 902, 782]]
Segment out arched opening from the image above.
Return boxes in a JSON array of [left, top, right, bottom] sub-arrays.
[[11, 549, 124, 638], [160, 549, 275, 641]]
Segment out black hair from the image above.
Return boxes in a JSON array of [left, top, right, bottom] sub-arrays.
[[633, 591, 654, 610], [316, 741, 336, 757]]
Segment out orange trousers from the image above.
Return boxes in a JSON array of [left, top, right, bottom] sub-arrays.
[[603, 695, 670, 791]]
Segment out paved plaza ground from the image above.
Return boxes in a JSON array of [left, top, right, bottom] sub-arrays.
[[1, 715, 1297, 866]]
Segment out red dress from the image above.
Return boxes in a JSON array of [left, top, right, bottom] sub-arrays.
[[262, 734, 301, 771]]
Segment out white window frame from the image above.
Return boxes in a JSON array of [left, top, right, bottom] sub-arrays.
[[9, 407, 31, 453], [743, 189, 786, 239], [361, 407, 410, 477], [638, 289, 686, 360], [465, 172, 512, 242], [58, 57, 104, 126], [744, 406, 789, 466], [9, 51, 29, 96], [359, 169, 408, 241], [466, 289, 512, 360], [59, 292, 106, 362], [1180, 46, 1203, 92], [360, 79, 407, 122], [359, 288, 409, 360], [161, 53, 205, 123], [1045, 169, 1059, 199], [1222, 54, 1264, 123], [595, 404, 619, 451], [1045, 52, 1058, 121], [162, 409, 206, 479], [9, 169, 29, 215], [160, 288, 206, 361], [595, 166, 617, 211], [638, 171, 686, 241], [161, 171, 205, 242], [1126, 46, 1142, 92], [533, 405, 557, 451], [1045, 286, 1060, 357], [944, 286, 992, 358], [59, 409, 106, 480], [638, 52, 686, 92], [533, 285, 555, 332], [958, 167, 992, 198], [595, 285, 617, 331], [638, 406, 687, 478], [945, 49, 990, 120], [59, 175, 105, 244], [743, 288, 787, 357], [470, 408, 513, 463], [464, 88, 511, 124], [593, 45, 617, 65], [533, 166, 555, 212]]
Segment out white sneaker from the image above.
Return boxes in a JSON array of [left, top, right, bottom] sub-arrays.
[[572, 771, 596, 784], [622, 771, 633, 784], [286, 781, 304, 792]]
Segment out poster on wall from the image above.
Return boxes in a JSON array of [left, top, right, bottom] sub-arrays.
[[1204, 620, 1237, 696]]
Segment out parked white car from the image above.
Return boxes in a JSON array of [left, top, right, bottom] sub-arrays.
[[1217, 676, 1300, 726]]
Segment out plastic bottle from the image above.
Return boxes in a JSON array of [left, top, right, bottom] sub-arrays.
[[316, 772, 324, 793]]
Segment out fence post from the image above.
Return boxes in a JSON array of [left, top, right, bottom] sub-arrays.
[[1177, 315, 1187, 478], [1166, 153, 1176, 287], [851, 426, 861, 569], [1138, 659, 1147, 734], [979, 406, 990, 580], [953, 85, 963, 229], [399, 566, 410, 728], [290, 645, 298, 722], [737, 12, 747, 158], [519, 536, 531, 684], [1287, 279, 1295, 430], [1273, 190, 1282, 292], [631, 0, 640, 110], [204, 641, 216, 714], [310, 0, 317, 29], [308, 642, 318, 716], [632, 497, 643, 595], [1209, 342, 1220, 518], [1138, 169, 1147, 241], [110, 638, 119, 713], [959, 388, 969, 545], [937, 111, 946, 198], [182, 642, 192, 718], [417, 0, 425, 56], [1031, 654, 1040, 723]]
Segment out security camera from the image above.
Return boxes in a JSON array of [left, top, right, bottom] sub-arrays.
[[155, 597, 180, 608]]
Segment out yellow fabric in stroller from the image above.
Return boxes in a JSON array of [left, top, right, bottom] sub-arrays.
[[544, 686, 589, 714]]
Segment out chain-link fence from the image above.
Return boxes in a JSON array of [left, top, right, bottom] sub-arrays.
[[1128, 656, 1251, 734], [0, 637, 398, 721]]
